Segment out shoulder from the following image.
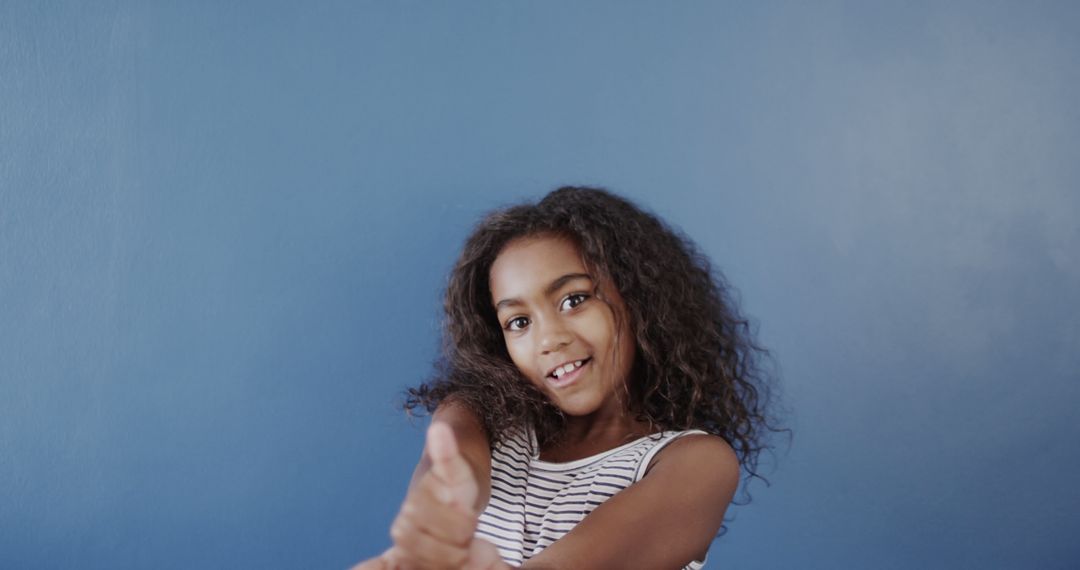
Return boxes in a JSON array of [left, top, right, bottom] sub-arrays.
[[431, 399, 491, 458], [645, 432, 740, 493], [432, 398, 486, 434]]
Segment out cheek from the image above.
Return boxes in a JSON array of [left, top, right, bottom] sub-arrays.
[[613, 324, 636, 372], [503, 337, 532, 374]]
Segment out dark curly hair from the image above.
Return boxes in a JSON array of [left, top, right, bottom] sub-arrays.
[[405, 186, 785, 489]]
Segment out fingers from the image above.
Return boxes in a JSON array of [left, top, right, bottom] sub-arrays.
[[379, 546, 410, 570], [347, 553, 388, 570], [385, 422, 485, 570], [464, 538, 508, 570], [389, 515, 470, 570], [389, 464, 479, 570], [403, 474, 476, 546]]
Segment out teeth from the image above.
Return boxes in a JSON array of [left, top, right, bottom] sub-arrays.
[[553, 360, 585, 379]]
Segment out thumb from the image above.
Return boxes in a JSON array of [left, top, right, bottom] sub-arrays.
[[427, 422, 477, 503]]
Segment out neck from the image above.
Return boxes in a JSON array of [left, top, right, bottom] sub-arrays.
[[539, 408, 655, 463], [561, 413, 651, 445]]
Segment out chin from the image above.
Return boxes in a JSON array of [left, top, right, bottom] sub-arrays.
[[550, 395, 600, 417]]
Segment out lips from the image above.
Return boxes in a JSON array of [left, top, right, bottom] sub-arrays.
[[547, 358, 591, 389]]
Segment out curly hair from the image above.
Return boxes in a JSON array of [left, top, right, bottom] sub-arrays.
[[405, 186, 785, 488]]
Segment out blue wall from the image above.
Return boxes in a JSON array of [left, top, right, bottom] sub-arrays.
[[2, 2, 1078, 568]]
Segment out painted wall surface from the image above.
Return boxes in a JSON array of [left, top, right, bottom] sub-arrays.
[[2, 2, 1078, 568]]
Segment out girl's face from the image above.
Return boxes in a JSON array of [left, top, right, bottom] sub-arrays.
[[489, 235, 636, 418]]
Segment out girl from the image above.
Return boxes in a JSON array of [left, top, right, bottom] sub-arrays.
[[354, 187, 782, 569]]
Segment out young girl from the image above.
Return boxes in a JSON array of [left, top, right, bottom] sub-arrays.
[[353, 186, 782, 569]]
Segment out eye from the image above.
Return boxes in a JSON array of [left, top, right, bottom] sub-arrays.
[[505, 316, 530, 332], [560, 293, 589, 311]]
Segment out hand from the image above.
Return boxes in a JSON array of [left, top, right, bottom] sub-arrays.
[[387, 422, 481, 570], [462, 538, 510, 570], [367, 540, 507, 570]]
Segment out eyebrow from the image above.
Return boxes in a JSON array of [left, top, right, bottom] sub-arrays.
[[494, 273, 593, 312]]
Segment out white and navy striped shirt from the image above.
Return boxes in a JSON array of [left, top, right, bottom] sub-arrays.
[[475, 427, 710, 569]]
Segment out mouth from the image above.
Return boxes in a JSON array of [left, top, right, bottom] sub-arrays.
[[546, 357, 592, 389]]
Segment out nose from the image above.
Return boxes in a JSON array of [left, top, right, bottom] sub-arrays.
[[537, 316, 573, 354]]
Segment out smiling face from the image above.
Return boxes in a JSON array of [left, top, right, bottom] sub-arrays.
[[489, 234, 636, 419]]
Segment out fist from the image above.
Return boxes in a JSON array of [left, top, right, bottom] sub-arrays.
[[387, 423, 481, 570]]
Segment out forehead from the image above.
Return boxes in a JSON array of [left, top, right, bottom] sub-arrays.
[[489, 236, 587, 301]]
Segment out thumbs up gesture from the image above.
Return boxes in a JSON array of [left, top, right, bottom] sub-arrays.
[[425, 422, 480, 515], [381, 422, 501, 570]]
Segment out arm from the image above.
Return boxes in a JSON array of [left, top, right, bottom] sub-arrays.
[[521, 434, 740, 570]]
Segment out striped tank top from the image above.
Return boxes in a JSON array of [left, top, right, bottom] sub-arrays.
[[475, 427, 710, 569]]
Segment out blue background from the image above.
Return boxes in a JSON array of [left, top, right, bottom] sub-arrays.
[[2, 1, 1079, 568]]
